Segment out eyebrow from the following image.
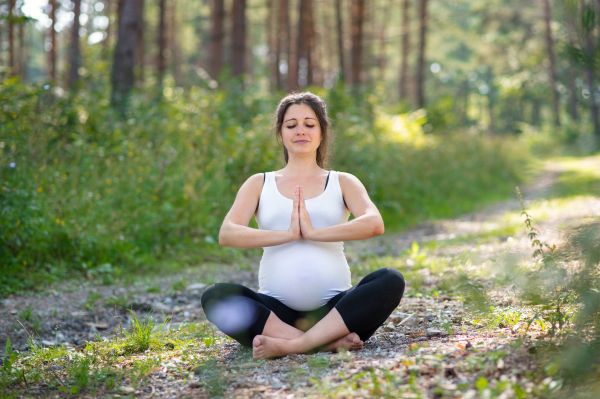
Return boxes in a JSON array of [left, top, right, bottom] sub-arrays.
[[284, 117, 317, 123]]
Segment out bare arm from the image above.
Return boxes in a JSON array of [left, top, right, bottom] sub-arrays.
[[218, 173, 301, 249], [300, 172, 384, 242]]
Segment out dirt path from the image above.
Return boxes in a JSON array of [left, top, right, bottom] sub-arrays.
[[2, 156, 599, 398]]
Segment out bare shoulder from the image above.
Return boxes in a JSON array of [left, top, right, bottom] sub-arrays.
[[238, 173, 265, 197], [338, 172, 366, 191]]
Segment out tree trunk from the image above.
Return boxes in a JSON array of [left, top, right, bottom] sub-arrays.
[[296, 0, 311, 87], [157, 0, 167, 86], [287, 0, 298, 92], [399, 0, 410, 99], [377, 0, 392, 81], [209, 0, 225, 79], [276, 0, 286, 88], [416, 0, 427, 108], [68, 0, 82, 88], [8, 0, 15, 75], [567, 66, 578, 121], [306, 0, 316, 86], [135, 0, 145, 85], [231, 0, 246, 77], [267, 0, 277, 91], [350, 0, 365, 86], [111, 0, 142, 107], [583, 7, 600, 139], [18, 17, 25, 79], [335, 0, 345, 81], [170, 0, 181, 85], [542, 0, 560, 126], [48, 0, 58, 81]]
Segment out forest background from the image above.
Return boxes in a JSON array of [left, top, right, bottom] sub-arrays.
[[1, 0, 599, 292]]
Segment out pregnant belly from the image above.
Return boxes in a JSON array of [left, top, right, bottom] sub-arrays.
[[259, 242, 351, 311]]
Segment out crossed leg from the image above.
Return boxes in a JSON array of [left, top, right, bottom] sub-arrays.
[[252, 308, 363, 359], [254, 308, 360, 360]]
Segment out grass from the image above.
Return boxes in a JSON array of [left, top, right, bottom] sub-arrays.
[[1, 78, 529, 297]]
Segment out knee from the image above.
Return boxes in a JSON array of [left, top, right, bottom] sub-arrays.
[[200, 284, 218, 311], [381, 268, 405, 295]]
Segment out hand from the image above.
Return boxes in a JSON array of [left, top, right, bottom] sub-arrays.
[[287, 186, 301, 241], [298, 186, 315, 239]]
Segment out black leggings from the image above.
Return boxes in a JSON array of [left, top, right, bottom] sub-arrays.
[[200, 268, 405, 347]]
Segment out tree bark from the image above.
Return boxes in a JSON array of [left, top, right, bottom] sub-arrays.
[[48, 0, 58, 81], [276, 0, 287, 88], [8, 0, 15, 75], [287, 0, 298, 91], [399, 0, 410, 99], [135, 0, 145, 85], [209, 0, 225, 79], [267, 0, 277, 90], [416, 0, 427, 108], [296, 0, 313, 87], [157, 0, 167, 86], [68, 0, 82, 88], [112, 0, 142, 107], [335, 0, 345, 81], [542, 0, 560, 126], [350, 0, 365, 86], [231, 0, 246, 77], [170, 0, 181, 85], [18, 17, 25, 79], [377, 0, 393, 81], [306, 0, 316, 86]]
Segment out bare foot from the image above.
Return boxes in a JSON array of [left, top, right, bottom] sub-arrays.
[[324, 332, 363, 352], [252, 335, 294, 360]]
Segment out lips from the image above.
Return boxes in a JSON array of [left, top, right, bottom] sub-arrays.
[[294, 140, 310, 143]]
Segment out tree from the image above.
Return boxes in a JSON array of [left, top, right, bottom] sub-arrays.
[[8, 0, 15, 75], [296, 0, 315, 87], [136, 0, 145, 85], [68, 0, 82, 89], [276, 0, 288, 89], [415, 0, 427, 108], [209, 0, 224, 79], [111, 0, 143, 108], [542, 0, 560, 126], [231, 0, 246, 77], [399, 0, 410, 100], [377, 0, 393, 81], [335, 0, 346, 81], [350, 0, 365, 86], [157, 0, 166, 86], [48, 0, 58, 81]]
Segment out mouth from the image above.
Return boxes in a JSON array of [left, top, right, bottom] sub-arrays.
[[293, 140, 310, 144]]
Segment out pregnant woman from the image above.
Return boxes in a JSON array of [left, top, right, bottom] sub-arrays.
[[201, 92, 405, 360]]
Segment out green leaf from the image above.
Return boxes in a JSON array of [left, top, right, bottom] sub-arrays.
[[546, 362, 560, 376], [476, 377, 488, 391], [70, 386, 79, 394]]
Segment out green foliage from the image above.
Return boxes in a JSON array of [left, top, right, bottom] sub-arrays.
[[119, 310, 168, 355], [0, 78, 528, 295]]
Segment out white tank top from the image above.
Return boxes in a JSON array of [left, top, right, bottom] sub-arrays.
[[256, 171, 352, 311]]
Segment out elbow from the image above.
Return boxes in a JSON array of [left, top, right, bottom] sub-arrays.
[[372, 219, 385, 237], [218, 226, 230, 247]]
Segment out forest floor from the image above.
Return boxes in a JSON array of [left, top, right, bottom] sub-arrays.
[[1, 155, 600, 399]]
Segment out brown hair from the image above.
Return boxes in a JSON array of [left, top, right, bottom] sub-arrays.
[[274, 91, 331, 168]]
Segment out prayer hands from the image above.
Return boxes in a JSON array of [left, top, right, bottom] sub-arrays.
[[288, 186, 315, 241]]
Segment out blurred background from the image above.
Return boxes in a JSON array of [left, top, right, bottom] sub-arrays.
[[1, 0, 598, 293]]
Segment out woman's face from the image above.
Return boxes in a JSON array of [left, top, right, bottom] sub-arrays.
[[280, 103, 322, 159]]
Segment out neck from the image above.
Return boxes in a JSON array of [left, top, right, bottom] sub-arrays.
[[283, 153, 322, 176]]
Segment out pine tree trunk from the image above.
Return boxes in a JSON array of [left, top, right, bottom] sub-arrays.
[[267, 0, 277, 91], [415, 0, 427, 108], [335, 0, 345, 81], [8, 0, 15, 75], [135, 0, 145, 85], [18, 18, 25, 79], [276, 0, 286, 88], [157, 0, 167, 86], [350, 0, 365, 86], [231, 0, 246, 77], [306, 0, 316, 86], [287, 0, 298, 92], [112, 0, 142, 107], [399, 0, 410, 99], [170, 0, 181, 85], [68, 0, 82, 88], [377, 0, 392, 81], [49, 0, 58, 81], [542, 0, 560, 126], [209, 0, 224, 79], [297, 0, 309, 87]]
